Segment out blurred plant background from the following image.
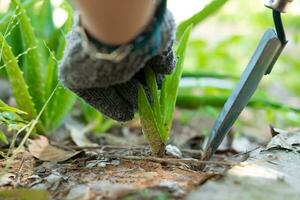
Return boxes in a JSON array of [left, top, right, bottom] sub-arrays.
[[170, 0, 300, 140], [0, 0, 116, 147], [0, 0, 300, 144]]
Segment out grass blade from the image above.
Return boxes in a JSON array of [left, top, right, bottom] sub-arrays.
[[182, 71, 239, 80], [176, 0, 228, 40], [161, 26, 192, 137], [176, 94, 300, 113]]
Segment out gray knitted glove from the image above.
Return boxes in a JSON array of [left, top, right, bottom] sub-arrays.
[[59, 0, 176, 121]]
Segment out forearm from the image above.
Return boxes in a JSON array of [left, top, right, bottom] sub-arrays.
[[74, 0, 158, 45]]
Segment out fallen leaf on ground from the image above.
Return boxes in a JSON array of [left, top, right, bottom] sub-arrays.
[[65, 119, 99, 147], [28, 136, 81, 162], [266, 130, 300, 151]]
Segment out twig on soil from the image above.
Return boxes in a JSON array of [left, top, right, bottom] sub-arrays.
[[104, 155, 238, 168], [15, 154, 25, 187], [69, 145, 206, 158], [68, 145, 146, 151], [54, 144, 240, 170], [181, 148, 203, 157]]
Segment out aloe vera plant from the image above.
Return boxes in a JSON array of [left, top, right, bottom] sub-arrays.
[[138, 26, 192, 157], [11, 0, 44, 113], [0, 0, 76, 133]]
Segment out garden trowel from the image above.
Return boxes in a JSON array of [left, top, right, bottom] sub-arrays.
[[202, 0, 293, 161]]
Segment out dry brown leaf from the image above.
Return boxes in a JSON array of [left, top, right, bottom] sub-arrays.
[[65, 121, 98, 148], [28, 136, 81, 162]]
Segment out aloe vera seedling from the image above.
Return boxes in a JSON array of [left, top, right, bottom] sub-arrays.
[[138, 26, 192, 157]]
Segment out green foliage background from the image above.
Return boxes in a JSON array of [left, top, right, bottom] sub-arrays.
[[0, 0, 299, 139], [179, 0, 300, 130]]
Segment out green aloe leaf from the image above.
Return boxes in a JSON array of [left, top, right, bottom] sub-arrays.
[[44, 1, 76, 131], [176, 0, 228, 40], [11, 0, 44, 113], [0, 32, 37, 121], [46, 85, 76, 131], [5, 18, 24, 65], [0, 0, 35, 33], [0, 106, 27, 115], [138, 85, 160, 139], [0, 99, 6, 107], [144, 67, 163, 129], [138, 84, 165, 156], [37, 0, 55, 38], [161, 25, 192, 136], [45, 1, 73, 98], [0, 32, 44, 133]]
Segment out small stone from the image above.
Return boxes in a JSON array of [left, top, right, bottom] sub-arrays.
[[45, 173, 62, 184], [86, 161, 98, 168], [166, 144, 182, 158], [97, 162, 107, 168], [159, 180, 185, 196], [66, 184, 91, 200], [32, 183, 48, 190], [0, 173, 15, 186], [111, 159, 120, 166]]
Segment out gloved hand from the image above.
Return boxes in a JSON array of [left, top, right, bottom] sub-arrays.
[[59, 0, 176, 121]]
